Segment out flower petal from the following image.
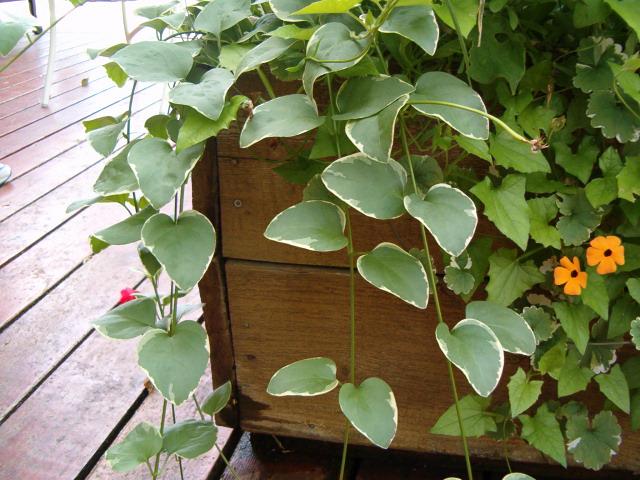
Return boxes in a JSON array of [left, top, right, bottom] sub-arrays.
[[597, 257, 617, 274], [564, 279, 582, 295], [590, 236, 609, 250], [560, 256, 574, 270], [577, 271, 588, 289], [605, 235, 621, 247], [586, 246, 603, 267], [612, 245, 625, 265], [554, 267, 570, 285]]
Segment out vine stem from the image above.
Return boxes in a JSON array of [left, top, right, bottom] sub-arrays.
[[409, 100, 533, 145], [152, 400, 168, 478], [326, 74, 356, 480], [399, 117, 474, 480], [256, 67, 276, 99]]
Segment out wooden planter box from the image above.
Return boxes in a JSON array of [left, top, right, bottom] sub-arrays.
[[192, 80, 640, 476]]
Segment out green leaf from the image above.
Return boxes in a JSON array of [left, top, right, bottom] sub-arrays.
[[527, 197, 561, 249], [585, 177, 618, 208], [91, 206, 157, 252], [631, 318, 640, 350], [554, 137, 599, 184], [556, 192, 601, 246], [302, 22, 368, 98], [293, 0, 360, 14], [339, 377, 398, 449], [93, 298, 157, 340], [84, 120, 125, 157], [538, 340, 567, 380], [631, 391, 640, 431], [138, 245, 162, 277], [490, 131, 550, 173], [522, 306, 555, 343], [104, 62, 128, 88], [269, 24, 318, 40], [508, 368, 542, 417], [169, 68, 234, 120], [444, 263, 475, 295], [321, 154, 407, 219], [218, 44, 252, 72], [379, 5, 439, 55], [627, 278, 640, 303], [127, 138, 204, 209], [432, 0, 477, 37], [106, 422, 162, 472], [134, 1, 177, 19], [469, 16, 525, 93], [334, 75, 414, 121], [193, 0, 250, 36], [519, 404, 567, 467], [0, 12, 39, 55], [138, 320, 208, 405], [177, 96, 247, 152], [267, 357, 339, 396], [202, 381, 232, 415], [270, 0, 315, 21], [357, 242, 429, 309], [141, 210, 216, 291], [486, 248, 544, 306], [436, 319, 504, 397], [235, 37, 296, 78], [471, 175, 530, 250], [411, 72, 489, 140], [112, 41, 194, 82], [273, 157, 326, 185], [264, 200, 347, 252], [431, 395, 497, 437], [345, 96, 407, 163], [93, 144, 139, 196], [558, 348, 594, 397], [587, 91, 640, 143], [553, 302, 596, 355], [406, 185, 478, 257], [607, 295, 640, 338], [617, 156, 640, 202], [566, 411, 622, 470], [581, 267, 609, 320], [162, 420, 217, 459], [455, 135, 491, 162], [604, 0, 640, 37], [466, 301, 536, 355], [239, 94, 325, 148], [144, 115, 171, 139], [66, 194, 130, 214], [595, 365, 630, 413]]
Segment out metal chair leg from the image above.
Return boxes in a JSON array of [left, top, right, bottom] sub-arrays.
[[41, 0, 56, 107]]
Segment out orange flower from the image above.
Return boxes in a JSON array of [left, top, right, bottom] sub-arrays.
[[586, 235, 624, 274], [554, 256, 587, 295]]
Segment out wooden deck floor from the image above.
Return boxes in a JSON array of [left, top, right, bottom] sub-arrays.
[[0, 2, 233, 478]]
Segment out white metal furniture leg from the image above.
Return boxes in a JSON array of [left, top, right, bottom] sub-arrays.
[[41, 0, 57, 107]]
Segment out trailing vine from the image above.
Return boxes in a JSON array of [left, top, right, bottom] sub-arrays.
[[2, 0, 640, 477]]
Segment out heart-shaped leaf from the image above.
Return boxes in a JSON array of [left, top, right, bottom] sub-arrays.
[[411, 72, 489, 140], [436, 319, 504, 397], [594, 364, 630, 413], [466, 301, 536, 355], [566, 411, 622, 470], [339, 377, 398, 449], [235, 36, 296, 78], [112, 41, 194, 82], [128, 138, 204, 209], [93, 298, 157, 340], [267, 357, 339, 396], [193, 0, 251, 36], [202, 381, 233, 415], [106, 422, 162, 472], [93, 143, 139, 196], [519, 404, 567, 467], [508, 368, 543, 417], [357, 242, 429, 309], [404, 184, 478, 257], [141, 210, 216, 291], [346, 95, 408, 162], [431, 394, 497, 437], [293, 0, 359, 14], [264, 200, 347, 252], [162, 420, 217, 459], [138, 320, 209, 405], [169, 68, 234, 120], [379, 5, 439, 55], [239, 94, 325, 148], [321, 154, 407, 219], [85, 120, 125, 157], [91, 205, 157, 253], [334, 75, 414, 121]]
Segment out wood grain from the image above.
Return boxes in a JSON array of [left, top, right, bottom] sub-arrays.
[[222, 260, 640, 473]]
